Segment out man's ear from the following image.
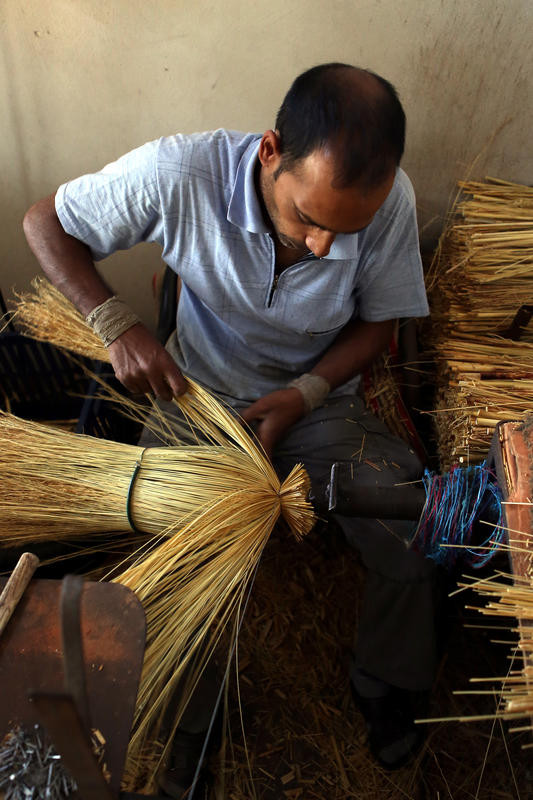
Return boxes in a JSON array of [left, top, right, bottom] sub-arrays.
[[258, 130, 282, 169]]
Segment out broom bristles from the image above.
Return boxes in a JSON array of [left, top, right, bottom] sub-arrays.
[[3, 277, 316, 790]]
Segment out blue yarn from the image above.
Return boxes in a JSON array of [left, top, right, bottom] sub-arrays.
[[412, 462, 505, 568]]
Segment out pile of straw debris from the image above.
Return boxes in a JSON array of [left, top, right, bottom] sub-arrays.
[[217, 525, 531, 798]]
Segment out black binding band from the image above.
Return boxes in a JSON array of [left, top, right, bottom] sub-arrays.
[[126, 449, 146, 533]]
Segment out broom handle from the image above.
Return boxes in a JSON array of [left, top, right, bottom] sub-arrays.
[[0, 552, 40, 636]]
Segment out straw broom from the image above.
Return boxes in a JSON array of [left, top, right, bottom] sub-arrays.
[[0, 411, 295, 543], [0, 416, 312, 789], [4, 277, 316, 789], [117, 464, 311, 788]]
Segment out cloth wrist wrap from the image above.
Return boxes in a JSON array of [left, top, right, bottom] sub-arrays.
[[85, 296, 140, 347], [287, 373, 331, 413]]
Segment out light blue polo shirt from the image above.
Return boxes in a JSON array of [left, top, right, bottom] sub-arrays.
[[56, 129, 428, 402]]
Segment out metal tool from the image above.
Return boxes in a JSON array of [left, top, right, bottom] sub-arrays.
[[312, 461, 426, 519], [0, 572, 155, 798]]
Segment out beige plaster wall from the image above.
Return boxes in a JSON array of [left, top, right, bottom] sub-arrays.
[[1, 0, 532, 323]]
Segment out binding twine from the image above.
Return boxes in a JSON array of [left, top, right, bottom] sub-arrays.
[[412, 462, 505, 568]]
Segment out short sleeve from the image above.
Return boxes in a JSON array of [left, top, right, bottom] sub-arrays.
[[55, 139, 164, 261], [355, 170, 429, 321]]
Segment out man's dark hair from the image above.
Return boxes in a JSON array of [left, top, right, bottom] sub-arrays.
[[274, 63, 405, 189]]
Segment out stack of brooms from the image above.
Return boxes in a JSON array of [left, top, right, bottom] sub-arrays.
[[425, 177, 533, 471], [1, 278, 316, 791]]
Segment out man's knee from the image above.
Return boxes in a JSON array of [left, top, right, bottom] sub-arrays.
[[336, 515, 435, 582]]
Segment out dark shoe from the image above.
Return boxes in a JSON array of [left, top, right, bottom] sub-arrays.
[[158, 728, 210, 799], [350, 677, 428, 770]]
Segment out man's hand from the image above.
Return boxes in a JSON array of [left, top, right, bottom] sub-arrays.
[[107, 323, 187, 401], [240, 388, 305, 457]]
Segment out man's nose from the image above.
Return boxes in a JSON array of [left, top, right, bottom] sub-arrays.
[[305, 230, 335, 258]]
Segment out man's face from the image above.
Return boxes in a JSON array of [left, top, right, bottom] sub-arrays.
[[258, 132, 395, 259]]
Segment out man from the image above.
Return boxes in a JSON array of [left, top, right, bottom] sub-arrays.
[[23, 63, 435, 781]]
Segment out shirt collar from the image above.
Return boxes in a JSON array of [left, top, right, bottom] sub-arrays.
[[227, 137, 270, 234], [227, 136, 360, 260]]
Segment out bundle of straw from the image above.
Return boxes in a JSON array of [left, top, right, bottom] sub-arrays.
[[0, 411, 303, 544], [3, 277, 316, 789], [432, 333, 533, 468], [8, 277, 109, 361], [425, 177, 533, 469]]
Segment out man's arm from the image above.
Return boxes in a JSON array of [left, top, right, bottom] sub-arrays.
[[240, 317, 394, 456], [23, 195, 187, 400], [306, 317, 395, 389]]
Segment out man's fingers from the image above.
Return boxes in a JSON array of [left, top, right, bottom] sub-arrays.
[[158, 353, 188, 397], [156, 368, 188, 400], [144, 372, 187, 402], [149, 376, 174, 402], [255, 421, 275, 458], [167, 370, 189, 397], [240, 398, 269, 423], [240, 404, 260, 424], [121, 376, 152, 396], [108, 325, 188, 400], [114, 356, 187, 401]]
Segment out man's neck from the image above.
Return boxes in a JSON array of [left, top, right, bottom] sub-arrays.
[[253, 158, 313, 270], [274, 240, 312, 271]]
